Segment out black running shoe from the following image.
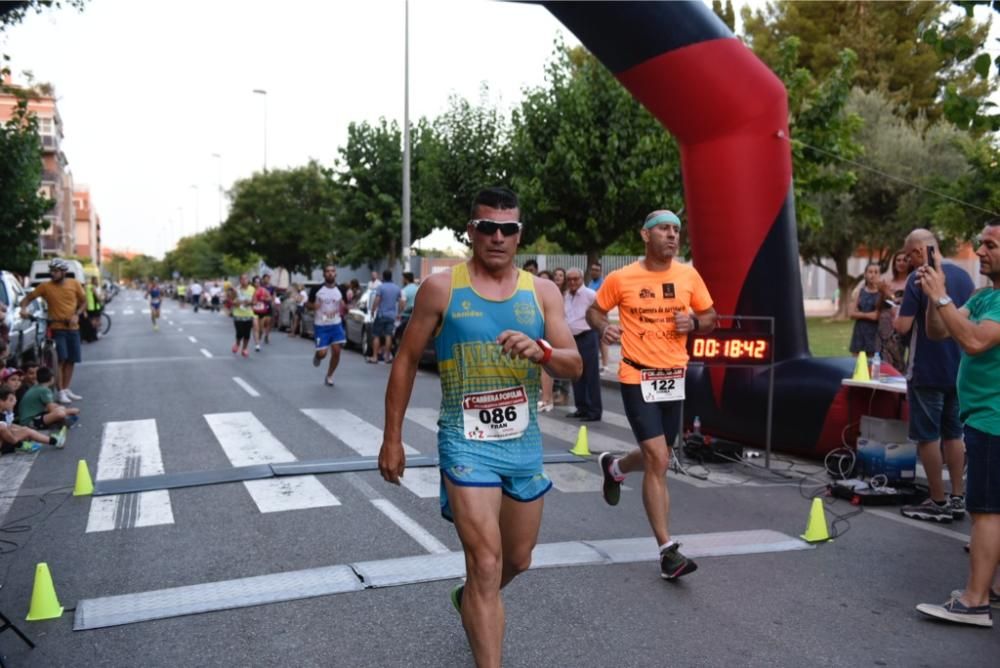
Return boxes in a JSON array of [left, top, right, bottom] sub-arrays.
[[598, 452, 621, 506], [660, 543, 698, 581]]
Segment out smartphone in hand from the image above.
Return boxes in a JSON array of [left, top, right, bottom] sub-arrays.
[[927, 246, 936, 269]]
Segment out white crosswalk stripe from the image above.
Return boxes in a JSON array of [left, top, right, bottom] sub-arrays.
[[205, 412, 341, 513], [87, 419, 174, 533], [83, 405, 728, 532]]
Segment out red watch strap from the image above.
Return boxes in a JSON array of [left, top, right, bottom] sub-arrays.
[[535, 339, 553, 365]]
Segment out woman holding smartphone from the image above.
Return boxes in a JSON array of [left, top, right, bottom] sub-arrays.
[[876, 250, 910, 371]]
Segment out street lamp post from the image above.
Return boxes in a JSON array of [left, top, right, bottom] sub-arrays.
[[211, 152, 223, 226], [401, 0, 411, 273], [252, 89, 268, 171]]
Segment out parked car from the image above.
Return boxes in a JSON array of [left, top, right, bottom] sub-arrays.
[[0, 270, 44, 366], [343, 288, 377, 356], [28, 258, 86, 288], [344, 287, 436, 367], [294, 282, 323, 339]]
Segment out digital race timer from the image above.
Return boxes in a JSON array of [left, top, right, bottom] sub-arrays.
[[687, 329, 774, 365]]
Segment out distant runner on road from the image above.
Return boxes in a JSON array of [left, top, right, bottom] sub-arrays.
[[379, 186, 581, 668], [145, 278, 162, 331], [307, 264, 347, 387], [232, 275, 255, 358]]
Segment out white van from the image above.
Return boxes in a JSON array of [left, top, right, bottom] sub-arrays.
[[28, 259, 86, 288]]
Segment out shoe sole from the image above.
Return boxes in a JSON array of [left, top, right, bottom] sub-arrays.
[[661, 560, 698, 581], [598, 453, 620, 506], [901, 511, 953, 523], [916, 603, 993, 627]]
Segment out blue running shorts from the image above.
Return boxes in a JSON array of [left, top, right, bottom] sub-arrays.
[[314, 323, 346, 349], [439, 462, 552, 522]]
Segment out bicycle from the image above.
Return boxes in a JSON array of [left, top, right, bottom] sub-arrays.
[[28, 315, 60, 373], [96, 311, 111, 337]]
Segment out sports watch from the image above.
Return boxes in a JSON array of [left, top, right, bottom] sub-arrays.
[[534, 338, 553, 365], [935, 296, 953, 309]]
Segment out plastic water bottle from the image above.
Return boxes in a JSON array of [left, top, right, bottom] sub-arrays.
[[871, 352, 881, 383], [693, 416, 702, 435]]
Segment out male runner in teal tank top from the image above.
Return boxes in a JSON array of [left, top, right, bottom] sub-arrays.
[[380, 187, 581, 668]]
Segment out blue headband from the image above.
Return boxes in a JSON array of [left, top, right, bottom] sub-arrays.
[[643, 212, 681, 229]]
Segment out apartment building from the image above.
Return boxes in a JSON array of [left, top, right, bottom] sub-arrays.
[[0, 73, 74, 256], [73, 186, 101, 266]]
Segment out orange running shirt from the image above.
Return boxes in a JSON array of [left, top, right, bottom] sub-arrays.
[[595, 260, 713, 384]]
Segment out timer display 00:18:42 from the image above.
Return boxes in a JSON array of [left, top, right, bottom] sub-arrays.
[[688, 333, 772, 364]]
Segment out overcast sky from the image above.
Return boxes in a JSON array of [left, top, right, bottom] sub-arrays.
[[3, 0, 581, 257]]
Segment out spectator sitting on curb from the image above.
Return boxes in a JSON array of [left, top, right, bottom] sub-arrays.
[[17, 367, 79, 430], [0, 384, 66, 454]]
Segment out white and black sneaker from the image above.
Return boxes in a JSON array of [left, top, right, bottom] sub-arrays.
[[901, 498, 953, 523], [917, 596, 993, 628], [949, 495, 966, 520]]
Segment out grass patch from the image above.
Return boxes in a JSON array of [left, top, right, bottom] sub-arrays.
[[807, 317, 855, 358]]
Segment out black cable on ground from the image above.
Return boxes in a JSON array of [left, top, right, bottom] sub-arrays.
[[0, 485, 75, 591]]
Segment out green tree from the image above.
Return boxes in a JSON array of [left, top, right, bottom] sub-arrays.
[[120, 254, 160, 282], [219, 161, 340, 274], [419, 89, 512, 237], [508, 43, 683, 267], [163, 230, 225, 279], [711, 0, 736, 31], [741, 1, 993, 125], [0, 96, 51, 274], [929, 134, 1000, 240], [334, 118, 437, 269], [800, 88, 968, 317]]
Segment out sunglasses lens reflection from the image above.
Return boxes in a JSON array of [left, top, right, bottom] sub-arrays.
[[475, 220, 521, 236]]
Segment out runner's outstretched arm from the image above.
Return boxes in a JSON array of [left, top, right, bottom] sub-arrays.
[[379, 273, 449, 485]]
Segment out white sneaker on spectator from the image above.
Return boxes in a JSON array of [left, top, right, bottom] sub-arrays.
[[65, 389, 83, 400], [58, 390, 72, 404]]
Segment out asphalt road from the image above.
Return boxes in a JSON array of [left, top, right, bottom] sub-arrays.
[[0, 290, 994, 667]]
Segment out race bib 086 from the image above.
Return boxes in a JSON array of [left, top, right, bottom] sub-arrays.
[[640, 368, 685, 403], [462, 386, 530, 440]]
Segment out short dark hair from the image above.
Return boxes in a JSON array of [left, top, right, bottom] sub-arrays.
[[471, 186, 518, 218], [0, 384, 13, 402], [522, 259, 538, 270], [382, 269, 393, 282], [986, 219, 1000, 227], [403, 272, 414, 283], [36, 367, 53, 384], [20, 362, 38, 373]]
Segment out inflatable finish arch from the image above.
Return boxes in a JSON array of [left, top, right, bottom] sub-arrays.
[[543, 1, 865, 455]]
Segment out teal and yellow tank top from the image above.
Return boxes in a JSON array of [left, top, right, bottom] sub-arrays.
[[435, 263, 545, 469]]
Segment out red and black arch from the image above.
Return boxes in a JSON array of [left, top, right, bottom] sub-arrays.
[[543, 1, 862, 455]]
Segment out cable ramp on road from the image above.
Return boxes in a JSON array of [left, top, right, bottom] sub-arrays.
[[73, 528, 812, 631]]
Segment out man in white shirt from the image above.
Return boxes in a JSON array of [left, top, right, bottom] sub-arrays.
[[565, 267, 602, 420], [189, 281, 203, 313], [307, 264, 347, 387]]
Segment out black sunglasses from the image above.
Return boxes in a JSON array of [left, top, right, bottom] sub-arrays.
[[470, 219, 523, 236]]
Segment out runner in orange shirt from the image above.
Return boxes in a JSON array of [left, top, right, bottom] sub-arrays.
[[586, 209, 717, 580]]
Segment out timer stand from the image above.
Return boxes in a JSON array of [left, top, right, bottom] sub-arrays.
[[686, 315, 776, 469]]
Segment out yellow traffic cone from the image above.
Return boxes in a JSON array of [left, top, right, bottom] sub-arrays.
[[800, 497, 832, 543], [73, 459, 93, 497], [852, 351, 870, 381], [25, 562, 63, 621], [569, 425, 591, 457]]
